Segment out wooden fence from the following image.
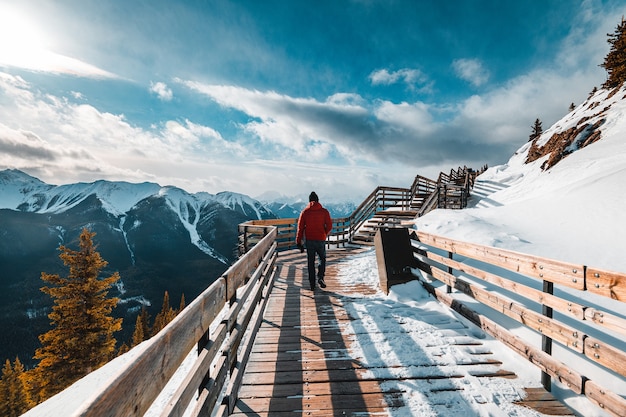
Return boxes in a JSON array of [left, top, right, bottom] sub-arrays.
[[393, 228, 626, 417], [69, 226, 279, 416]]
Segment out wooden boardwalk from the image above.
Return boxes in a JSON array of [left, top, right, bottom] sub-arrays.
[[232, 247, 574, 416]]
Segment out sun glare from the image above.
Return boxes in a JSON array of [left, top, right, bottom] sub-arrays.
[[0, 6, 51, 69], [0, 6, 116, 78]]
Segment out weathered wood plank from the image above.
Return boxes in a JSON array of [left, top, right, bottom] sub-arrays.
[[584, 336, 626, 378], [159, 322, 227, 417], [232, 392, 400, 413], [415, 231, 585, 290], [237, 380, 398, 398], [584, 379, 626, 417], [421, 279, 585, 395], [427, 265, 585, 352], [224, 227, 276, 300], [76, 279, 227, 417], [425, 250, 587, 320], [586, 266, 626, 302], [584, 307, 626, 338]]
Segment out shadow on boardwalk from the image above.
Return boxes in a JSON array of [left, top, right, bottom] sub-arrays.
[[232, 247, 573, 416]]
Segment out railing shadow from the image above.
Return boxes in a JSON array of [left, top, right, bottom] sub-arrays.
[[267, 262, 304, 414], [335, 276, 489, 414], [311, 287, 372, 413]]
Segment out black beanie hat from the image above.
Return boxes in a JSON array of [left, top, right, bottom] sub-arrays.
[[309, 192, 319, 202]]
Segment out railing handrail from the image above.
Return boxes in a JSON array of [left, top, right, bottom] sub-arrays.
[[407, 229, 626, 417], [63, 226, 280, 416]]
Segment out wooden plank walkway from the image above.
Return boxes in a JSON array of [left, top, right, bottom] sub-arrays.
[[232, 247, 574, 416]]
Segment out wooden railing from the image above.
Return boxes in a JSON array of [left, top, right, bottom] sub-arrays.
[[237, 185, 411, 253], [69, 226, 279, 416], [403, 229, 626, 417], [239, 165, 486, 253]]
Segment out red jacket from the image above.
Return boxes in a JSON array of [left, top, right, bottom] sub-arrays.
[[296, 202, 332, 243]]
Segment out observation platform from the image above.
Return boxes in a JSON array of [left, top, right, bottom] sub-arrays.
[[231, 247, 574, 416]]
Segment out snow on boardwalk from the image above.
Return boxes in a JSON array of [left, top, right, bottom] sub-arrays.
[[232, 247, 574, 416]]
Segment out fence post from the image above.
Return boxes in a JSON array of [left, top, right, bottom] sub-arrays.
[[381, 188, 386, 211], [436, 186, 441, 209], [447, 251, 453, 293], [238, 224, 248, 256], [541, 280, 554, 391]]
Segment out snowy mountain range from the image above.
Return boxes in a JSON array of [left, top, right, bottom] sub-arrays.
[[0, 171, 277, 364]]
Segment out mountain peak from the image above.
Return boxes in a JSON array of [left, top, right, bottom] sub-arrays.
[[0, 168, 47, 185]]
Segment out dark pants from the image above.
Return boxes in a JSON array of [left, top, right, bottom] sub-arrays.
[[306, 240, 326, 287]]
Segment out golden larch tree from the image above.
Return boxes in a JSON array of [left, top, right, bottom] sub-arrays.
[[33, 228, 122, 401], [0, 357, 32, 416]]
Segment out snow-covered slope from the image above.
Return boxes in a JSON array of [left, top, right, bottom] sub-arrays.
[[214, 191, 273, 219], [413, 85, 626, 272], [0, 170, 162, 214]]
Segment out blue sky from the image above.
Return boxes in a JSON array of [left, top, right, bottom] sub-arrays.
[[0, 0, 623, 202]]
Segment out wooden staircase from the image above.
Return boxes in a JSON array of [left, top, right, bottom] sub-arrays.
[[351, 210, 418, 245], [238, 165, 488, 253], [350, 166, 485, 244]]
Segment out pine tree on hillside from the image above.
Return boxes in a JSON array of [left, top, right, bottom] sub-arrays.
[[33, 228, 122, 401], [151, 291, 178, 336], [529, 118, 543, 142], [178, 293, 186, 312], [131, 307, 150, 347], [569, 102, 576, 112], [117, 343, 130, 356], [601, 16, 626, 88], [0, 357, 32, 416]]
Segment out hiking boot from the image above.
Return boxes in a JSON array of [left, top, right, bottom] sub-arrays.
[[318, 277, 326, 288]]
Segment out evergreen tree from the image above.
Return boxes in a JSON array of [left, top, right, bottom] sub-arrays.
[[178, 293, 186, 312], [601, 17, 626, 88], [117, 343, 130, 356], [131, 307, 150, 347], [0, 358, 31, 416], [139, 306, 151, 341], [34, 228, 122, 400], [529, 118, 543, 142], [569, 102, 575, 112], [151, 291, 177, 336]]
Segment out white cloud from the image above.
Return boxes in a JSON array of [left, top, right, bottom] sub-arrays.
[[452, 58, 490, 87], [177, 81, 375, 161], [0, 72, 255, 193], [369, 68, 431, 91], [374, 100, 437, 136], [149, 82, 173, 101]]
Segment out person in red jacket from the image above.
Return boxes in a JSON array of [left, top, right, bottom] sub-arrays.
[[296, 192, 332, 291]]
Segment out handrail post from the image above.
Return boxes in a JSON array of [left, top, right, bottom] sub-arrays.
[[447, 251, 453, 293], [541, 280, 554, 391]]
